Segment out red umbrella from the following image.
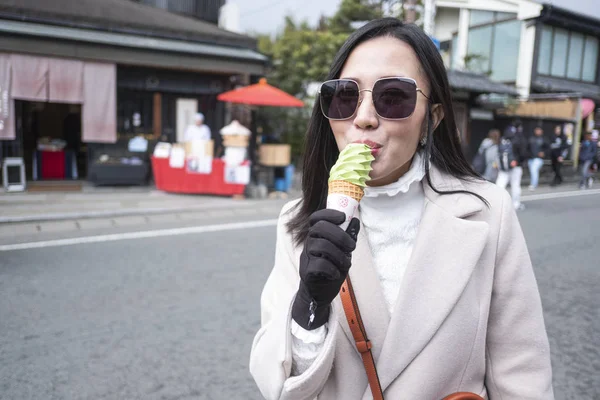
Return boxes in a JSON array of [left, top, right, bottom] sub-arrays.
[[217, 78, 304, 107]]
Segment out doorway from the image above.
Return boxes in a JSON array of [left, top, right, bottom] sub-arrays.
[[18, 101, 86, 181]]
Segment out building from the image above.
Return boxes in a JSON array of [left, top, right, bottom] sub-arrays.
[[134, 0, 226, 25], [432, 0, 600, 159], [0, 0, 266, 187]]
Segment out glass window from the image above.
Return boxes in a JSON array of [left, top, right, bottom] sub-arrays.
[[490, 20, 521, 81], [495, 12, 517, 21], [567, 33, 584, 80], [467, 26, 493, 73], [550, 28, 568, 77], [451, 34, 460, 70], [582, 36, 599, 82], [538, 26, 552, 75], [469, 10, 494, 26]]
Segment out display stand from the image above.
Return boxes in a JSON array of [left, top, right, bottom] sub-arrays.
[[151, 156, 247, 196]]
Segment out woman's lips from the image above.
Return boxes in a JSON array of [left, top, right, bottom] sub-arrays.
[[351, 139, 382, 157]]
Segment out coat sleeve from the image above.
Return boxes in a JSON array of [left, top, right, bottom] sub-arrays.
[[485, 191, 554, 399], [249, 201, 339, 400]]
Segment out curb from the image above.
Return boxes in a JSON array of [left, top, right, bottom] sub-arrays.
[[0, 196, 297, 224]]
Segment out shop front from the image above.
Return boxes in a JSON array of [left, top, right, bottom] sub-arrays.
[[0, 53, 116, 190], [0, 0, 267, 192]]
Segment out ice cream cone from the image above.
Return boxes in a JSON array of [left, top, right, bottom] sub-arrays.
[[328, 180, 364, 202]]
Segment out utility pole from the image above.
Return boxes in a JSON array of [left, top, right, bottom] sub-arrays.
[[404, 0, 417, 23]]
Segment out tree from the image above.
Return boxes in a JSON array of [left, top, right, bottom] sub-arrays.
[[255, 18, 348, 163]]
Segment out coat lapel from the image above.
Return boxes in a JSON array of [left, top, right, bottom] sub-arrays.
[[335, 222, 390, 362], [375, 167, 490, 392]]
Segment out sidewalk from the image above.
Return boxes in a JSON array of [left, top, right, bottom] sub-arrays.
[[1, 177, 593, 225], [0, 185, 301, 224]]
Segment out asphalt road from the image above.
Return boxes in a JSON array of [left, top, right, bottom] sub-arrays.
[[0, 192, 599, 400]]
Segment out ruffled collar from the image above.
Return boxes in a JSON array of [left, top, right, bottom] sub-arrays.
[[363, 151, 426, 198]]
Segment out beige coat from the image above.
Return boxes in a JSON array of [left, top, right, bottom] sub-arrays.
[[250, 166, 554, 400]]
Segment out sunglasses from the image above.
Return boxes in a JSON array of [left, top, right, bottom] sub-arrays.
[[318, 77, 431, 120]]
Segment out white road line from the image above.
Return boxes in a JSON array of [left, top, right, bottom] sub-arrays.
[[0, 219, 278, 252], [521, 188, 600, 202]]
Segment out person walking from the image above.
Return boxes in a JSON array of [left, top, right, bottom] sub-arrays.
[[579, 132, 596, 189], [473, 129, 500, 182], [527, 126, 548, 190], [549, 125, 569, 186], [495, 121, 527, 210], [250, 19, 553, 400]]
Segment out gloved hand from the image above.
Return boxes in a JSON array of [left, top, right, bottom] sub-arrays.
[[292, 209, 360, 330]]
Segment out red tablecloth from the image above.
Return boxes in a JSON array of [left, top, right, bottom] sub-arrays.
[[151, 157, 246, 196], [40, 150, 65, 179]]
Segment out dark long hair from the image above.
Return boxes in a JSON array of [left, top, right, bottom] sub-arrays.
[[287, 18, 486, 245]]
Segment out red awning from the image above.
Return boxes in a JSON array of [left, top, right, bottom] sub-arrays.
[[217, 78, 304, 107], [581, 98, 595, 119]]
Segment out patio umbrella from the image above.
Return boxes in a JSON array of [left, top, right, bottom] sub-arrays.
[[217, 78, 304, 108]]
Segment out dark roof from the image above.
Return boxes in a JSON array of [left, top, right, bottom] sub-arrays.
[[0, 0, 256, 49], [539, 0, 600, 22], [447, 70, 519, 96], [532, 76, 600, 101], [539, 2, 600, 36]]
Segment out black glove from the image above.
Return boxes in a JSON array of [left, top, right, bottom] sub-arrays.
[[292, 209, 360, 330]]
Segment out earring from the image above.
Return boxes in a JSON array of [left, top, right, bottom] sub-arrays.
[[420, 136, 427, 147]]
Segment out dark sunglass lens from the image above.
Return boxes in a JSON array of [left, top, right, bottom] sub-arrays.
[[372, 79, 417, 119], [320, 80, 359, 119]]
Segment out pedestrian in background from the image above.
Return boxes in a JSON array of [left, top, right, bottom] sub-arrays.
[[527, 126, 548, 191], [579, 132, 596, 189], [250, 19, 553, 400], [496, 121, 527, 210], [549, 125, 569, 186], [472, 129, 500, 182]]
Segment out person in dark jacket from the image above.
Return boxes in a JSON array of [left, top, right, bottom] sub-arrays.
[[549, 125, 569, 186], [579, 132, 596, 189], [496, 120, 527, 210], [527, 126, 548, 190]]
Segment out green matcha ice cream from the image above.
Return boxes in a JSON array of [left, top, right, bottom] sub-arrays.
[[328, 143, 374, 188]]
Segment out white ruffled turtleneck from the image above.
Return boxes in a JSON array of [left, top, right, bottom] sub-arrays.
[[360, 151, 426, 313], [290, 152, 427, 376]]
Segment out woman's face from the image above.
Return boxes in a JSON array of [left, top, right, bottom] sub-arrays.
[[329, 36, 436, 187]]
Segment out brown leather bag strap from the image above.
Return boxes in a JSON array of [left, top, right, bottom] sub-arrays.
[[340, 277, 384, 400], [340, 277, 484, 400]]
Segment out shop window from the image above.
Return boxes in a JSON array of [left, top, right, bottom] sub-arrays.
[[469, 10, 494, 26], [537, 26, 553, 75], [117, 90, 154, 137], [451, 33, 460, 70], [463, 12, 520, 81], [490, 19, 521, 82], [537, 24, 599, 83], [582, 36, 599, 82], [550, 28, 568, 77], [567, 33, 584, 80], [467, 25, 493, 73]]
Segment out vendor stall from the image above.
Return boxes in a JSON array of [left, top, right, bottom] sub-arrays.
[[151, 79, 303, 197], [151, 157, 247, 195], [151, 131, 249, 195], [217, 78, 303, 197]]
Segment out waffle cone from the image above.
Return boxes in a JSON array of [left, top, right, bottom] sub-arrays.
[[328, 180, 364, 202]]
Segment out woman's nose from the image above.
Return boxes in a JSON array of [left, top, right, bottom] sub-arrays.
[[353, 91, 379, 130]]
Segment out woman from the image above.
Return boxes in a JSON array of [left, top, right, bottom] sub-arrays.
[[250, 19, 553, 399]]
